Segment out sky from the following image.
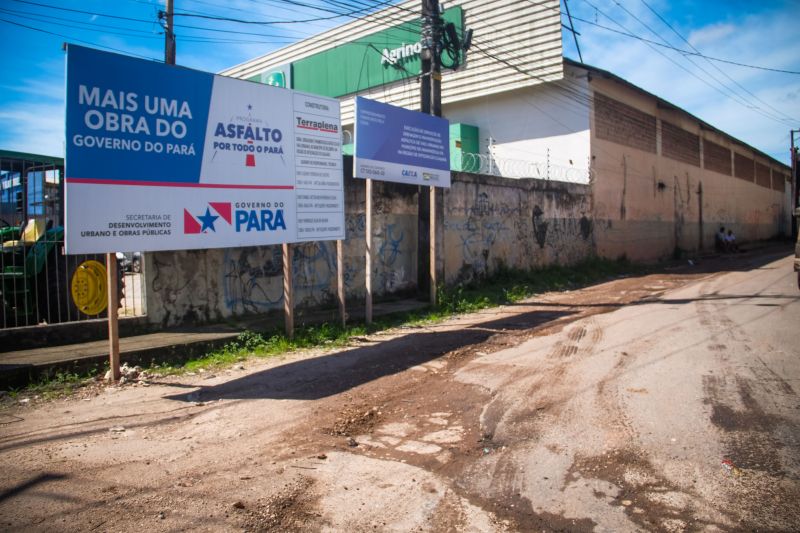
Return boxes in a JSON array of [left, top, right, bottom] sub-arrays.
[[0, 0, 797, 164]]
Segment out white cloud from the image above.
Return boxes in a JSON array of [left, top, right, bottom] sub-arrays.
[[0, 102, 65, 157], [687, 23, 735, 49], [567, 1, 800, 164]]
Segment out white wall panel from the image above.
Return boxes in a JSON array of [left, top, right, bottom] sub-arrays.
[[221, 0, 564, 125]]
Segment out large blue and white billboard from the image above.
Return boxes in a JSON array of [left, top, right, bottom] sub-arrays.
[[65, 45, 344, 254], [354, 97, 450, 188]]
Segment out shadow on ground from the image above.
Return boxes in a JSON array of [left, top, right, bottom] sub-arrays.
[[165, 309, 574, 402]]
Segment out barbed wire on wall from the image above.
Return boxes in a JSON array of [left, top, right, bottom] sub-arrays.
[[339, 131, 590, 184], [459, 153, 592, 183]]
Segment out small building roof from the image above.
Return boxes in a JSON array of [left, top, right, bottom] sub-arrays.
[[0, 149, 64, 166]]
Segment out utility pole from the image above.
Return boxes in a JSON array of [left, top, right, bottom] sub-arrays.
[[419, 0, 442, 303], [164, 0, 176, 65], [420, 0, 443, 117]]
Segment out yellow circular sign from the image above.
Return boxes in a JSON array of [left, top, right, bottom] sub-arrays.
[[70, 260, 108, 315]]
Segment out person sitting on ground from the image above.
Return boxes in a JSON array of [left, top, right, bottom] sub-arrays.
[[716, 226, 727, 252], [726, 229, 739, 253]]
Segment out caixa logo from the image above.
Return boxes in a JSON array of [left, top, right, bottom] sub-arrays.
[[184, 202, 286, 234], [401, 169, 418, 177]]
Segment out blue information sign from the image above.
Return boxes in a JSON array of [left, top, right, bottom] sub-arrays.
[[354, 97, 450, 188], [64, 45, 344, 254]]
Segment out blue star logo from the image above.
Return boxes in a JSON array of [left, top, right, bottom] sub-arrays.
[[197, 207, 219, 233]]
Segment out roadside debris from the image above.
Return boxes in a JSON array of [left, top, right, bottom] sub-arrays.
[[721, 459, 742, 477], [104, 363, 150, 383], [327, 405, 382, 437], [109, 426, 125, 433]]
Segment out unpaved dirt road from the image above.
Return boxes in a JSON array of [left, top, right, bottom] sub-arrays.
[[2, 247, 799, 532]]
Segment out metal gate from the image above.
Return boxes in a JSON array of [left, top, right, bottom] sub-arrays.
[[0, 151, 145, 329]]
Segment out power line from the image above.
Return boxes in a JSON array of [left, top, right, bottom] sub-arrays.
[[9, 0, 156, 24], [637, 0, 798, 123], [0, 6, 162, 39], [603, 0, 795, 126], [170, 0, 419, 27], [173, 0, 424, 47], [567, 9, 800, 75], [4, 0, 421, 51], [578, 0, 794, 127], [0, 17, 159, 60], [563, 0, 582, 63], [171, 6, 365, 25], [466, 0, 797, 143]]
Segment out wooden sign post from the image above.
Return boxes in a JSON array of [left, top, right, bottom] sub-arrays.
[[337, 239, 346, 327], [283, 243, 294, 338], [106, 253, 121, 381]]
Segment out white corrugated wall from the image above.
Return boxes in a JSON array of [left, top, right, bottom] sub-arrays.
[[219, 0, 564, 125]]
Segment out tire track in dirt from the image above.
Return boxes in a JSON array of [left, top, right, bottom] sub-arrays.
[[558, 313, 723, 532], [697, 297, 800, 530], [4, 257, 780, 532]]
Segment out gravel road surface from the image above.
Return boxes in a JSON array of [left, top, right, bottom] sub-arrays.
[[1, 247, 798, 531]]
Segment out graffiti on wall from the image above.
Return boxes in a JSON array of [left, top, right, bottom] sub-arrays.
[[148, 177, 596, 326], [374, 222, 414, 293], [445, 183, 594, 283], [293, 241, 338, 306], [150, 251, 216, 325], [222, 246, 284, 313], [532, 205, 548, 249], [219, 212, 416, 313], [445, 190, 515, 281]]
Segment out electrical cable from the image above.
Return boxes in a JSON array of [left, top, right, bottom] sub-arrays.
[[637, 0, 798, 123], [170, 5, 368, 25], [3, 0, 418, 50], [602, 0, 795, 126], [9, 0, 157, 24], [564, 9, 800, 75], [0, 17, 159, 60], [0, 6, 163, 39], [580, 0, 791, 127], [470, 0, 798, 140]]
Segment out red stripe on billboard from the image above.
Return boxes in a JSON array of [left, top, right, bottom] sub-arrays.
[[66, 177, 294, 190]]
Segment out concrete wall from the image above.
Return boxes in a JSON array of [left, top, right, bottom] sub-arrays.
[[142, 69, 792, 327], [588, 74, 791, 261], [145, 171, 595, 327], [443, 173, 593, 284], [146, 175, 419, 327]]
